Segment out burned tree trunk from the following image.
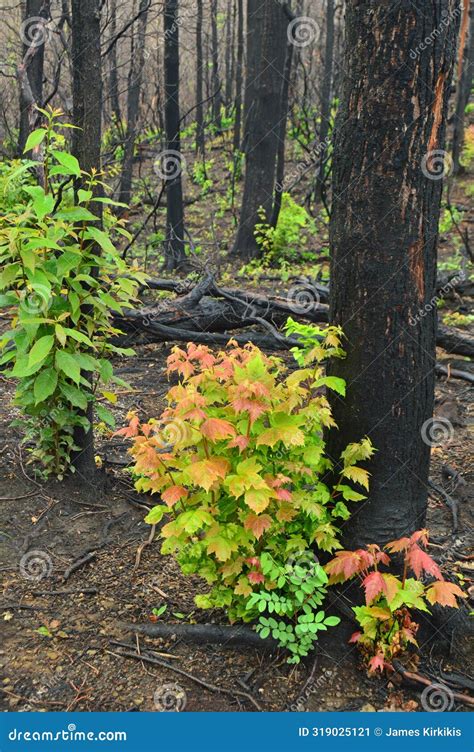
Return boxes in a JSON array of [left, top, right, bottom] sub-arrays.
[[233, 0, 287, 258], [314, 0, 335, 204], [71, 0, 103, 480], [163, 0, 186, 270], [118, 0, 149, 206], [327, 1, 459, 547], [232, 0, 244, 151], [210, 0, 222, 132], [17, 0, 50, 155], [195, 0, 205, 155]]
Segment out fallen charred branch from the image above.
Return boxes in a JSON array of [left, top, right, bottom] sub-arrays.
[[118, 621, 278, 650], [114, 276, 473, 361], [437, 325, 474, 358]]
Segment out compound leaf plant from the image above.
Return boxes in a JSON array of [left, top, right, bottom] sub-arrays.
[[0, 108, 147, 477], [120, 319, 376, 663]]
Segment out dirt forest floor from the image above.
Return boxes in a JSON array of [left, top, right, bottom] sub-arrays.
[[0, 330, 472, 713]]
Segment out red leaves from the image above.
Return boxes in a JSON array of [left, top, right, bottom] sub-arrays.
[[349, 631, 362, 643], [368, 653, 385, 674], [425, 580, 466, 608], [248, 570, 265, 584], [406, 543, 442, 580], [362, 571, 386, 605], [227, 435, 250, 452], [244, 513, 272, 540]]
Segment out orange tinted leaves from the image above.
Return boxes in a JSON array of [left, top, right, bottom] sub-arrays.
[[385, 537, 412, 554], [114, 412, 140, 438], [382, 573, 401, 605], [161, 485, 188, 507], [349, 631, 362, 643], [201, 418, 236, 442], [186, 457, 230, 491], [244, 513, 272, 540], [406, 544, 443, 580], [362, 571, 386, 605], [325, 550, 367, 583], [425, 580, 466, 608]]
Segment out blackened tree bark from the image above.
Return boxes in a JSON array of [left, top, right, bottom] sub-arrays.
[[233, 0, 287, 258], [242, 0, 264, 150], [195, 0, 206, 155], [71, 0, 103, 480], [118, 0, 150, 206], [210, 0, 223, 132], [108, 0, 122, 125], [163, 0, 186, 270], [314, 0, 335, 204], [327, 1, 459, 547], [452, 2, 474, 174], [224, 1, 233, 111], [271, 25, 294, 228], [17, 0, 50, 155], [232, 0, 244, 151]]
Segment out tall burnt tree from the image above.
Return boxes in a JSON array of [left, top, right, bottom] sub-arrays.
[[232, 0, 244, 151], [327, 1, 460, 547], [233, 0, 287, 258], [71, 0, 103, 479], [314, 0, 335, 204], [195, 0, 205, 155], [118, 0, 150, 206], [17, 0, 50, 155], [163, 0, 186, 270], [210, 0, 223, 132]]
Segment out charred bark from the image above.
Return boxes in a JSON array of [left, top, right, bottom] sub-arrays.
[[163, 0, 186, 270], [327, 1, 460, 547], [233, 0, 288, 258], [71, 0, 103, 480]]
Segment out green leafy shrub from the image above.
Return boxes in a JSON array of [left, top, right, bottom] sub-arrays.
[[0, 108, 146, 476], [121, 322, 375, 662], [255, 193, 316, 262], [192, 159, 213, 195]]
